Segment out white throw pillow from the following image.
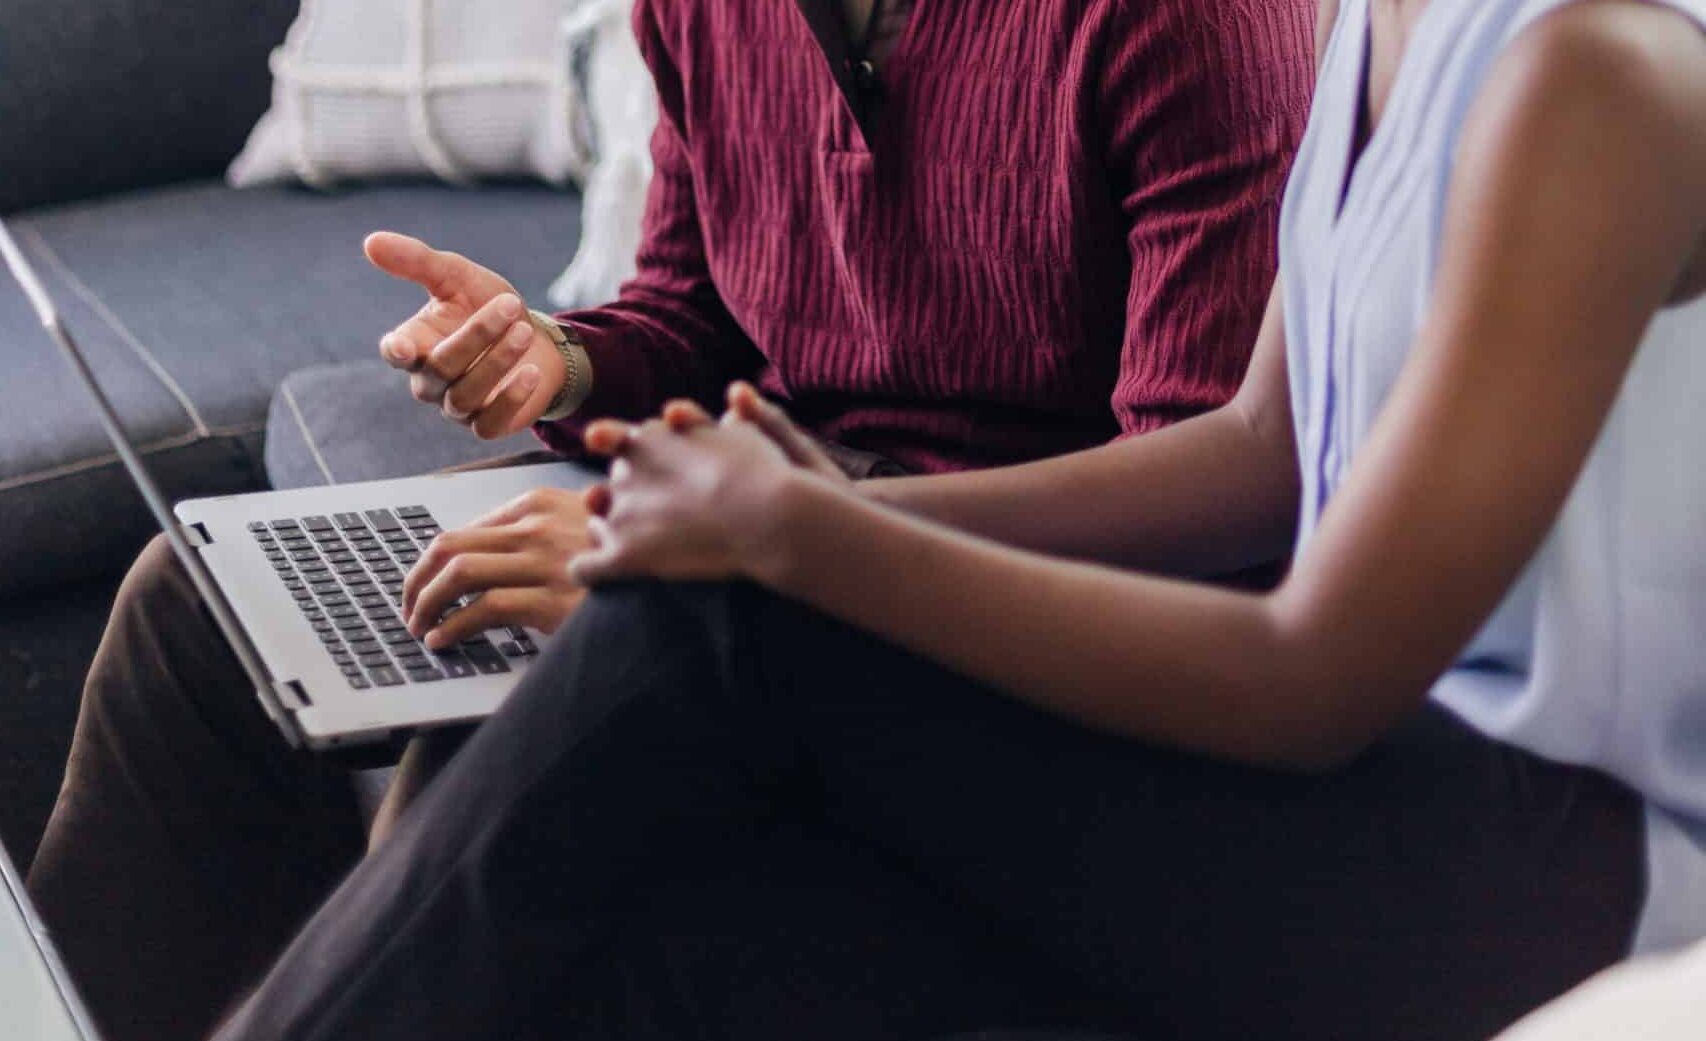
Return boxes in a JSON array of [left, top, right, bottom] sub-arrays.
[[547, 0, 658, 309], [229, 0, 585, 189]]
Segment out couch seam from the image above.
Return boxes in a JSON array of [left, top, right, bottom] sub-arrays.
[[20, 225, 212, 437], [280, 380, 338, 486], [0, 422, 265, 493]]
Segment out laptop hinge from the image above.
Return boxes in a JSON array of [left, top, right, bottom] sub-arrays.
[[182, 522, 213, 548], [273, 679, 312, 711]]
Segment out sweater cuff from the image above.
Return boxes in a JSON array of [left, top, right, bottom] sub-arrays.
[[530, 315, 655, 454]]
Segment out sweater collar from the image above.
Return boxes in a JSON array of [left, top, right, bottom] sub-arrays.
[[792, 0, 865, 123]]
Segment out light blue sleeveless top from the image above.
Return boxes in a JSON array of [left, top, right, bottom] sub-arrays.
[[1283, 0, 1706, 953]]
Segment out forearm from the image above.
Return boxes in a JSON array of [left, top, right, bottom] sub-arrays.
[[760, 476, 1348, 770], [864, 400, 1299, 577]]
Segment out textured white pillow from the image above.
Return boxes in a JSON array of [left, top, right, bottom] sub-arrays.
[[547, 0, 658, 308], [229, 0, 584, 189]]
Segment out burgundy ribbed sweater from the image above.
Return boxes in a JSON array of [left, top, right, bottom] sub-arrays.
[[540, 0, 1315, 474]]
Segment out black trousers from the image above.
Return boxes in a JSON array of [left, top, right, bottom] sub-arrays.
[[187, 580, 1643, 1041]]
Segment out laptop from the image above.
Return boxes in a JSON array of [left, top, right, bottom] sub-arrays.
[[0, 218, 593, 752], [0, 839, 98, 1041]]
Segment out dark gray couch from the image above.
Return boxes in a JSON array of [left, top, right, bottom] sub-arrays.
[[0, 0, 580, 864]]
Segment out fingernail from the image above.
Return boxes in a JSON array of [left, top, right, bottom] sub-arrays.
[[499, 295, 523, 321], [509, 321, 533, 347], [381, 336, 408, 362], [516, 364, 540, 391]]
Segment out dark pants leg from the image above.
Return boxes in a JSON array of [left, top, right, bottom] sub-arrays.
[[212, 580, 1643, 1041], [26, 536, 367, 1041]]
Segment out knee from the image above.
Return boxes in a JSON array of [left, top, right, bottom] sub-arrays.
[[564, 580, 767, 671], [82, 535, 211, 718], [112, 533, 199, 624]]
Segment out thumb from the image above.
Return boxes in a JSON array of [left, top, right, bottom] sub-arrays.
[[364, 232, 506, 302]]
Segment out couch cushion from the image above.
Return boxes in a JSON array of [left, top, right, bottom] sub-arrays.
[[0, 0, 299, 214], [0, 180, 580, 596], [266, 362, 542, 491]]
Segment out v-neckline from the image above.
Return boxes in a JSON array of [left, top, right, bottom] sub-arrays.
[[791, 0, 924, 146], [1331, 0, 1435, 227]]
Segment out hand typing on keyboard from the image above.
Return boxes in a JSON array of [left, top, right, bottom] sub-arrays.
[[402, 487, 593, 651], [254, 506, 539, 689]]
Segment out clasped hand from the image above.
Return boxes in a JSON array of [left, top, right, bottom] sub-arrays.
[[401, 384, 845, 648]]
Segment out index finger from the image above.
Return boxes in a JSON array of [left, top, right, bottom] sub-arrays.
[[364, 233, 464, 299]]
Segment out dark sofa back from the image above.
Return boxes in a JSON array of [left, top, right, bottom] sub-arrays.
[[0, 0, 299, 214]]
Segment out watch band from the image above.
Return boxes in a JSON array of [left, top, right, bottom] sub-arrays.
[[528, 309, 594, 422]]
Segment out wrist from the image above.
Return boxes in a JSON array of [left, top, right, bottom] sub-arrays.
[[741, 470, 840, 590], [529, 310, 593, 422]]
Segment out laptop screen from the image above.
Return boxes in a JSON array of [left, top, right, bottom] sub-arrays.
[[0, 844, 94, 1041]]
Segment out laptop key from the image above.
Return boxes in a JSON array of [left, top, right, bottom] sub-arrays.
[[335, 615, 370, 632], [269, 519, 300, 531], [357, 650, 393, 667], [334, 512, 367, 531], [405, 667, 444, 683], [471, 655, 511, 675], [395, 505, 431, 519], [436, 656, 477, 678], [498, 641, 525, 659], [381, 629, 419, 646], [248, 521, 270, 533], [340, 663, 364, 677], [367, 666, 405, 687], [365, 509, 402, 531], [302, 515, 333, 532], [348, 675, 372, 690]]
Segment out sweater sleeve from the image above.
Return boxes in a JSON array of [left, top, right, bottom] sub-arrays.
[[534, 0, 762, 455], [1099, 0, 1315, 436]]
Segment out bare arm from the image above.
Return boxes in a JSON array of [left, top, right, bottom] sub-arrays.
[[757, 6, 1705, 768], [578, 3, 1706, 772], [864, 289, 1299, 577]]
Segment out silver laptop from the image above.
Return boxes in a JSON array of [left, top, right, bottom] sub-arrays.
[[1, 218, 592, 752], [1, 838, 98, 1041]]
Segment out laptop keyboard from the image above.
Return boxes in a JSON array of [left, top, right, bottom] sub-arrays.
[[247, 507, 538, 690]]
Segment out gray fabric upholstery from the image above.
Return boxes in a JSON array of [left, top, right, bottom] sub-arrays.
[[0, 0, 299, 214], [1, 180, 580, 596], [266, 361, 542, 491]]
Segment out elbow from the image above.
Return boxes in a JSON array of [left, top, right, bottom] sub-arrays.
[[1260, 730, 1373, 775], [1233, 598, 1420, 775]]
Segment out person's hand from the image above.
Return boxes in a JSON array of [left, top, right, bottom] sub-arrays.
[[571, 384, 841, 585], [364, 231, 567, 439], [401, 487, 591, 650]]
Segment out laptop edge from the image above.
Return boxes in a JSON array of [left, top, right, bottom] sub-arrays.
[[0, 218, 304, 747]]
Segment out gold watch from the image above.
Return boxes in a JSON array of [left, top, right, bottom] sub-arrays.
[[528, 309, 594, 422]]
